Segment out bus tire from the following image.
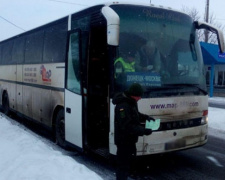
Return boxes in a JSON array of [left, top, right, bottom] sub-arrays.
[[55, 109, 67, 148], [2, 92, 10, 115]]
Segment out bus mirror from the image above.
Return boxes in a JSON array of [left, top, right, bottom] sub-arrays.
[[102, 6, 120, 46], [195, 21, 225, 53]]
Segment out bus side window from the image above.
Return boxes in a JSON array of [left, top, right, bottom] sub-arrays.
[[66, 31, 81, 94], [12, 37, 25, 64], [43, 21, 67, 63], [1, 41, 13, 65], [25, 30, 44, 64]]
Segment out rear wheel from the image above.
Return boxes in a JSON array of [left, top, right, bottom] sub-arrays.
[[55, 109, 67, 148], [2, 92, 9, 115]]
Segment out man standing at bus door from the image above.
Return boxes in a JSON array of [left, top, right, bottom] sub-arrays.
[[113, 83, 154, 180]]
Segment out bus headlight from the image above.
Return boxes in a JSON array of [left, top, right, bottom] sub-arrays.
[[201, 110, 208, 124]]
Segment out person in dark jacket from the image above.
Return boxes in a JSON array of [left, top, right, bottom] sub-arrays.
[[113, 83, 154, 180]]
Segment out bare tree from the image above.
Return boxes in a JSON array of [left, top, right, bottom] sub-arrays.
[[181, 6, 201, 21], [182, 6, 225, 44], [197, 11, 225, 44]]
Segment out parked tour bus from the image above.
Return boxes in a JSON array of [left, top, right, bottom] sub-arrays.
[[0, 2, 224, 157]]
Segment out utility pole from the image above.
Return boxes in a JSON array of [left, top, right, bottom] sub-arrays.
[[205, 0, 209, 42]]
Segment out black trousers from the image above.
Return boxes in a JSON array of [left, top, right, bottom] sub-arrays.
[[116, 144, 136, 180]]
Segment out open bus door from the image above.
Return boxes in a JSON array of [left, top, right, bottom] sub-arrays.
[[65, 30, 83, 150], [65, 18, 111, 155], [85, 23, 110, 155]]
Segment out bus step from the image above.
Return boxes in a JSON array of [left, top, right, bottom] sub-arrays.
[[94, 147, 110, 158]]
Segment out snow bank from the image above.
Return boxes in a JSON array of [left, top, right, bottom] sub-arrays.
[[0, 114, 102, 180]]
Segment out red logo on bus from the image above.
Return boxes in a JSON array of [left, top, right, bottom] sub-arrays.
[[40, 65, 51, 82]]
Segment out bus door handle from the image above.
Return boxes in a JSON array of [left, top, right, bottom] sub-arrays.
[[66, 107, 71, 114]]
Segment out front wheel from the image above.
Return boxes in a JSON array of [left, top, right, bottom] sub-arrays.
[[55, 109, 67, 148]]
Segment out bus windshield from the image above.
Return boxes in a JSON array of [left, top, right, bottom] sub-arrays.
[[111, 5, 206, 97]]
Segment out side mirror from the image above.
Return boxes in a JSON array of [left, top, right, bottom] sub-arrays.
[[102, 6, 120, 46], [195, 21, 225, 53]]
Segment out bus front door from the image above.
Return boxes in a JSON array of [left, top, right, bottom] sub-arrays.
[[65, 30, 83, 149], [85, 24, 109, 151]]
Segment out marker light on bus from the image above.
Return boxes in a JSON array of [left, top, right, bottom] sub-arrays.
[[201, 110, 208, 125]]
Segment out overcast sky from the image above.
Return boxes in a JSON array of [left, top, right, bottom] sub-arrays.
[[0, 0, 225, 41]]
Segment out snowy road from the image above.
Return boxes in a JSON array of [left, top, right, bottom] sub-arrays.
[[0, 101, 225, 180]]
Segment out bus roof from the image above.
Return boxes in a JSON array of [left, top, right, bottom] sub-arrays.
[[103, 1, 188, 16], [104, 1, 174, 11]]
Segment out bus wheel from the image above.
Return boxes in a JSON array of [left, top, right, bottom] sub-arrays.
[[2, 92, 9, 115], [55, 109, 67, 148]]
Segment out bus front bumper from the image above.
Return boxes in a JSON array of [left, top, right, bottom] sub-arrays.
[[136, 124, 208, 156]]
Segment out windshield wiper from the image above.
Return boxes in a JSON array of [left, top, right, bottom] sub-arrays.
[[189, 33, 197, 61], [163, 83, 208, 95]]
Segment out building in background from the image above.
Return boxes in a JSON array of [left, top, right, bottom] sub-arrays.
[[201, 42, 225, 97]]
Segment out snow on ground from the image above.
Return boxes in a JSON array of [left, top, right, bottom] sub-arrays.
[[208, 107, 225, 139], [208, 97, 225, 138], [208, 96, 225, 105], [0, 113, 102, 180], [0, 97, 224, 180], [208, 107, 223, 131]]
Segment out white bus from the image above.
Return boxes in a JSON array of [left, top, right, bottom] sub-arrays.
[[0, 2, 224, 156]]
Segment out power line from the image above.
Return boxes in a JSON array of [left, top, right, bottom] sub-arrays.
[[47, 0, 88, 6], [0, 15, 26, 31], [0, 0, 89, 33], [0, 0, 91, 33]]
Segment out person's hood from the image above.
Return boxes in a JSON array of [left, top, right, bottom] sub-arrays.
[[112, 92, 136, 105]]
